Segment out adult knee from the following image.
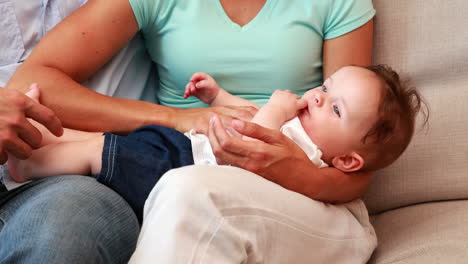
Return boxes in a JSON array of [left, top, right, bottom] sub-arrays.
[[0, 176, 139, 264], [146, 165, 263, 216]]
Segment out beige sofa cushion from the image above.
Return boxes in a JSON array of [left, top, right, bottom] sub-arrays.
[[362, 0, 468, 214], [368, 200, 468, 263]]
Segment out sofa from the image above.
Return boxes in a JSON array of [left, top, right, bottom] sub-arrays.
[[1, 0, 466, 263], [363, 0, 468, 263]]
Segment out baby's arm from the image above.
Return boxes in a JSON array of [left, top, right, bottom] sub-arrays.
[[184, 72, 259, 109], [250, 90, 307, 131]]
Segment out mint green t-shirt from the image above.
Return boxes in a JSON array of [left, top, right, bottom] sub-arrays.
[[129, 0, 375, 108]]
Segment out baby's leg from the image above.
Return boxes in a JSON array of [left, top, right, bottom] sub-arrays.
[[8, 134, 104, 183], [24, 86, 101, 146], [29, 118, 102, 147]]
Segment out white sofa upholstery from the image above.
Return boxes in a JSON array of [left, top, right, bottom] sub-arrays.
[[363, 0, 468, 262]]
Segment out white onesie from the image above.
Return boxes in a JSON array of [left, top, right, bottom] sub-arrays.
[[185, 117, 329, 168]]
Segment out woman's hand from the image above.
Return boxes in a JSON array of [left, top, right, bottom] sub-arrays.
[[207, 115, 308, 175], [171, 105, 257, 135], [207, 115, 372, 203], [0, 87, 63, 164]]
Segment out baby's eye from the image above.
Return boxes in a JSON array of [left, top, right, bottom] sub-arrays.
[[333, 105, 341, 117], [321, 85, 328, 93]]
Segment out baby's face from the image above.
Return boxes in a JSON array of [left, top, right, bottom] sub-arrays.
[[298, 66, 382, 162]]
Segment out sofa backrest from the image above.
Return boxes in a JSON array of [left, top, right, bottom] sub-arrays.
[[363, 0, 468, 214]]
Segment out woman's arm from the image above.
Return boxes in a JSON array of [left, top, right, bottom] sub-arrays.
[[6, 0, 140, 133], [6, 0, 254, 134], [208, 117, 371, 203], [209, 20, 375, 202], [323, 19, 374, 79]]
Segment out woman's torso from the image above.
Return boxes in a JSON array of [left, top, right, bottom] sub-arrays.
[[129, 0, 375, 108]]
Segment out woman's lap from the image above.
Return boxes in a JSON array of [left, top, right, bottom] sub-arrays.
[[131, 165, 377, 264], [0, 175, 139, 264]]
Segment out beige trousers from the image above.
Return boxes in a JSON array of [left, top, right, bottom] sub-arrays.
[[130, 165, 377, 264]]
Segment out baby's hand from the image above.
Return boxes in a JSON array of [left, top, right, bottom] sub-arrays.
[[267, 90, 307, 120], [184, 72, 221, 105]]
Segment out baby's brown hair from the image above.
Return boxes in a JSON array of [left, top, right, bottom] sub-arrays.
[[359, 64, 428, 171]]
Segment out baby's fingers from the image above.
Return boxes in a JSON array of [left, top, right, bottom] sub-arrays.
[[190, 72, 208, 82], [194, 80, 210, 89], [297, 98, 307, 109], [183, 83, 193, 98]]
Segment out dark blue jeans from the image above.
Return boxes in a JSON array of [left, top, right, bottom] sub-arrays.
[[0, 175, 139, 264], [96, 125, 194, 222]]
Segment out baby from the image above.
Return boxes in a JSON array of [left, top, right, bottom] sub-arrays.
[[8, 65, 425, 221], [184, 65, 424, 172]]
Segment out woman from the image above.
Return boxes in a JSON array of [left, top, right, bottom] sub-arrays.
[[3, 0, 376, 262]]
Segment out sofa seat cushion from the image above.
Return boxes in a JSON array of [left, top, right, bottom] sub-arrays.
[[369, 200, 468, 264]]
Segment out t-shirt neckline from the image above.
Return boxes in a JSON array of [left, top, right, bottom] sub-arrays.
[[213, 0, 274, 31]]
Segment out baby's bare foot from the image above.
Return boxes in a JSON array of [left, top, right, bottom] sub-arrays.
[[25, 83, 40, 102], [7, 156, 32, 183]]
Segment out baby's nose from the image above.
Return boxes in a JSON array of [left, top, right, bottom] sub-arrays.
[[314, 93, 323, 106]]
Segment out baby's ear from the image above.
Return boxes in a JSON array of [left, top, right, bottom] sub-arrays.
[[331, 152, 364, 172]]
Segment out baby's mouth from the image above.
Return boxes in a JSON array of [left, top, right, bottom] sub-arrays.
[[299, 107, 310, 118]]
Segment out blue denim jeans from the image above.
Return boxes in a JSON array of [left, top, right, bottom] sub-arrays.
[[97, 125, 194, 223], [0, 175, 139, 264]]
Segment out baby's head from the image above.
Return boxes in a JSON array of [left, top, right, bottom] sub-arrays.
[[299, 65, 426, 172]]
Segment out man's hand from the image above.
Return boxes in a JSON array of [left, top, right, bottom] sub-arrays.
[[0, 85, 63, 164]]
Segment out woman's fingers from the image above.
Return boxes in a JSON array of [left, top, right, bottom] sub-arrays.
[[231, 119, 283, 144], [208, 115, 277, 171], [208, 116, 257, 169], [208, 116, 312, 178], [209, 116, 251, 156], [207, 117, 241, 164]]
